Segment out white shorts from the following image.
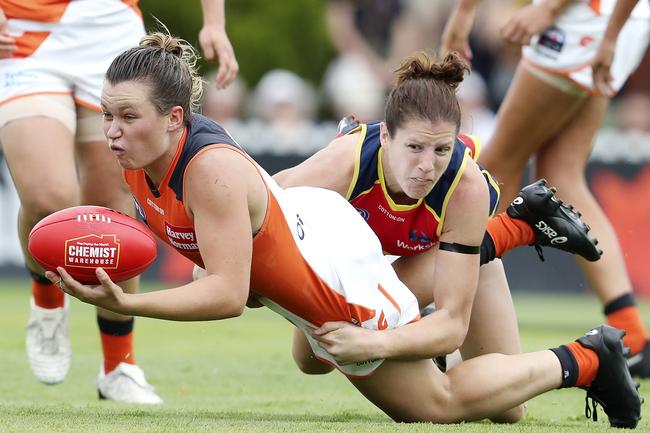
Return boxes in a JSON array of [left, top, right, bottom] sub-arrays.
[[0, 0, 144, 109], [260, 184, 421, 377], [522, 1, 650, 94]]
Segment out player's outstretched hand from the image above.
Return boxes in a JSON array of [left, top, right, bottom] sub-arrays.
[[198, 25, 239, 89], [440, 3, 475, 61], [0, 8, 17, 59], [501, 3, 556, 46], [592, 40, 616, 97], [45, 267, 127, 314], [311, 321, 379, 365]]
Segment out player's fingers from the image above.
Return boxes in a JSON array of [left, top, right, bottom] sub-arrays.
[[464, 43, 473, 61], [56, 267, 77, 288], [200, 40, 217, 62], [44, 270, 60, 285], [215, 59, 239, 89], [95, 267, 114, 287], [313, 321, 347, 336], [593, 66, 614, 97], [214, 66, 228, 89]]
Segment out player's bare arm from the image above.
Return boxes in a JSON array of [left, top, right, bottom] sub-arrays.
[[273, 133, 358, 196], [50, 149, 260, 321], [440, 0, 481, 60], [501, 0, 573, 46], [0, 7, 16, 58], [313, 162, 489, 363]]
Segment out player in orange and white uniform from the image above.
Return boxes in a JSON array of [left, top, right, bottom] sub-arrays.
[[442, 0, 650, 378], [125, 113, 421, 377], [0, 0, 163, 403], [48, 32, 641, 427], [521, 0, 649, 94], [0, 0, 239, 402]]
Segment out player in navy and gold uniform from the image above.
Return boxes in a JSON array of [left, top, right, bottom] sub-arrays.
[[48, 34, 640, 427], [343, 121, 499, 256], [275, 51, 606, 423]]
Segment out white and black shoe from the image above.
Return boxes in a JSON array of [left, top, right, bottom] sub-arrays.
[[507, 179, 602, 262]]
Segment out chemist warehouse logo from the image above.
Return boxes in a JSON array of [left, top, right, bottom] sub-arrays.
[[64, 234, 120, 269]]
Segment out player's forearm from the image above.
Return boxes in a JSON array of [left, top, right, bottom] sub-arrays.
[[456, 0, 481, 12], [541, 0, 573, 17], [123, 274, 247, 321], [200, 0, 226, 29], [375, 309, 468, 360], [603, 0, 639, 43]]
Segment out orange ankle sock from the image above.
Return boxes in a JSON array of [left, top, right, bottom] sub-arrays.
[[607, 306, 649, 354], [566, 341, 599, 387], [32, 280, 65, 309], [100, 332, 135, 373], [486, 213, 536, 257]]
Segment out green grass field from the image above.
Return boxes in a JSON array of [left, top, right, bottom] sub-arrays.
[[1, 279, 648, 433]]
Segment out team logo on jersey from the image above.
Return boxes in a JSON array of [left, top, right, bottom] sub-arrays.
[[580, 36, 594, 47], [355, 207, 370, 221], [409, 229, 431, 244], [538, 26, 565, 54], [133, 197, 147, 225], [65, 234, 120, 269]]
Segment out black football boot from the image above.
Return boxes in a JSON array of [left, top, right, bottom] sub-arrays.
[[507, 179, 602, 262], [576, 325, 642, 428]]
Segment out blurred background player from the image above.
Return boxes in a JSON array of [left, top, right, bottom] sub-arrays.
[[0, 0, 238, 403], [592, 0, 643, 97], [442, 0, 650, 377]]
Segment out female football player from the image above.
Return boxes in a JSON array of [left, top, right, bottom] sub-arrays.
[[47, 32, 640, 427]]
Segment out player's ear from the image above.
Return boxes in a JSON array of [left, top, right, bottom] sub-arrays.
[[167, 106, 184, 132], [379, 122, 391, 148]]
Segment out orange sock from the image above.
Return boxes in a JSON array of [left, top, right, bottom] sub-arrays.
[[566, 341, 599, 387], [486, 213, 536, 257], [607, 306, 649, 354], [32, 280, 65, 309], [100, 332, 135, 373]]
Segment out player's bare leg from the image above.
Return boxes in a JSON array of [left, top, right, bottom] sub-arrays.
[[535, 95, 650, 377], [1, 116, 78, 384], [349, 326, 640, 427], [75, 107, 162, 403], [479, 64, 586, 210]]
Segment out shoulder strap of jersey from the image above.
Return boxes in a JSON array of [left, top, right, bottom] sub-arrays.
[[168, 114, 243, 201], [347, 122, 382, 200]]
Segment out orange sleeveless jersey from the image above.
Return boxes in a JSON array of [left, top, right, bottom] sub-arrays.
[[124, 115, 414, 329]]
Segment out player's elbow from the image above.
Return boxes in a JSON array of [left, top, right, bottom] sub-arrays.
[[216, 285, 249, 319], [437, 309, 470, 352], [225, 290, 248, 318]]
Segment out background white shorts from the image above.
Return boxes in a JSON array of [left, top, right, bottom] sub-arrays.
[[522, 1, 650, 93], [0, 0, 145, 109]]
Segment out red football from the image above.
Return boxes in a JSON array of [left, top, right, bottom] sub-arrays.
[[28, 205, 157, 284]]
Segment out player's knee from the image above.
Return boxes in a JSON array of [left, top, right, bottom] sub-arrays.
[[22, 192, 79, 226], [489, 402, 527, 424], [292, 352, 334, 375]]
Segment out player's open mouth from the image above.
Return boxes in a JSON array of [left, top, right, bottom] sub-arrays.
[[109, 144, 125, 154], [410, 177, 432, 185]]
